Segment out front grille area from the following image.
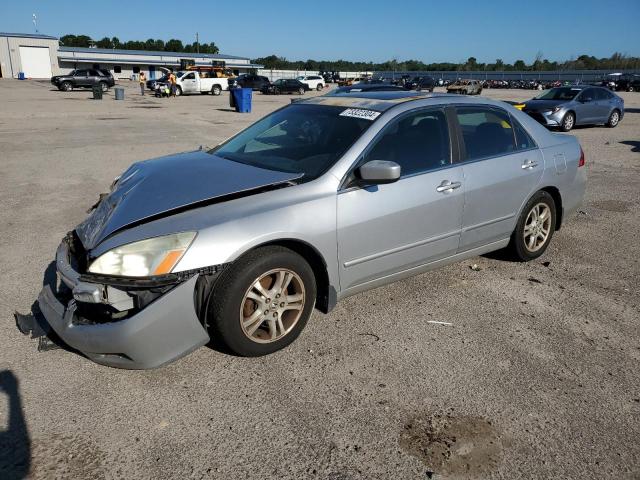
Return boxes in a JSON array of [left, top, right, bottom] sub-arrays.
[[525, 111, 547, 124]]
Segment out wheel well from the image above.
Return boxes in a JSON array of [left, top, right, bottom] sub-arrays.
[[541, 186, 563, 231], [261, 240, 332, 313]]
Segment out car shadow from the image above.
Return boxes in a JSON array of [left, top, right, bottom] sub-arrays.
[[0, 370, 31, 480], [620, 140, 640, 153], [623, 107, 640, 114]]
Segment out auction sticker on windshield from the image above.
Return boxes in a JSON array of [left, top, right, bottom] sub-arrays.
[[339, 108, 381, 121]]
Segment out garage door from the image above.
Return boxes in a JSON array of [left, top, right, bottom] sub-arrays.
[[19, 46, 52, 78]]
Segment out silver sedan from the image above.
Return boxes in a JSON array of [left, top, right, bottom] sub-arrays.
[[33, 91, 586, 368], [522, 85, 624, 131]]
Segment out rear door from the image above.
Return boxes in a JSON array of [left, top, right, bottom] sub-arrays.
[[337, 107, 464, 290], [593, 88, 613, 121], [454, 106, 543, 251]]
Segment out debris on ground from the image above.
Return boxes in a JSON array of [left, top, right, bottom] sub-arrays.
[[470, 264, 482, 271], [427, 321, 453, 326], [528, 277, 543, 284]]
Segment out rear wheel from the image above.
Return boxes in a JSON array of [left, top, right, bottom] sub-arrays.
[[298, 87, 305, 95], [211, 85, 222, 96], [208, 246, 316, 356], [628, 86, 634, 92], [507, 191, 556, 261], [316, 83, 323, 91], [560, 111, 575, 132], [606, 109, 620, 128]]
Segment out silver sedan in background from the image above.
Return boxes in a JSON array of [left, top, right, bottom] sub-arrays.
[[33, 91, 586, 369], [522, 85, 624, 131]]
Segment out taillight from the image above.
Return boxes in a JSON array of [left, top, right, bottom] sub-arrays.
[[578, 148, 585, 167]]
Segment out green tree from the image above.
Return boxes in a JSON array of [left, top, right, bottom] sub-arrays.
[[164, 39, 184, 52]]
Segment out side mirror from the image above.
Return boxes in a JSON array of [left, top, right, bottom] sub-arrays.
[[357, 160, 401, 185]]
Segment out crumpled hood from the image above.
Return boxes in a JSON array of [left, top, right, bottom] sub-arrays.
[[523, 99, 567, 112], [76, 150, 302, 250]]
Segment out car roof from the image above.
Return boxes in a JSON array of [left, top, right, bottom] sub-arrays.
[[304, 91, 450, 111]]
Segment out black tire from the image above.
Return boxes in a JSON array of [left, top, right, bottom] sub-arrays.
[[628, 86, 634, 92], [61, 81, 72, 92], [298, 87, 305, 95], [175, 86, 182, 96], [316, 83, 323, 91], [560, 111, 575, 132], [273, 87, 280, 95], [507, 191, 556, 261], [211, 85, 222, 96], [99, 81, 109, 92], [208, 246, 317, 357], [606, 109, 621, 128]]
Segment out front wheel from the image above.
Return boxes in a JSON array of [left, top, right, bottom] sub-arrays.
[[606, 109, 620, 128], [298, 87, 305, 95], [175, 86, 182, 96], [628, 86, 634, 92], [316, 84, 323, 91], [208, 246, 316, 356], [211, 85, 222, 96], [507, 191, 556, 261], [60, 81, 72, 91], [560, 111, 575, 132], [99, 82, 109, 92]]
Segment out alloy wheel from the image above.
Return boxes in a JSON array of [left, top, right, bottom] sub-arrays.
[[523, 203, 552, 252], [239, 268, 305, 344], [610, 111, 619, 126]]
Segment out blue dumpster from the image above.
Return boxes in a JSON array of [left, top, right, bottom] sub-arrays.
[[18, 72, 25, 80], [232, 88, 252, 113]]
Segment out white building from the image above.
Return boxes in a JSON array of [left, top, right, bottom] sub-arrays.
[[0, 32, 60, 78], [0, 32, 261, 80]]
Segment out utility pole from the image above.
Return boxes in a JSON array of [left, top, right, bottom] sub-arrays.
[[196, 32, 199, 54], [32, 14, 38, 33]]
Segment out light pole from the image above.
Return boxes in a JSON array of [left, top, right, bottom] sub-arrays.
[[32, 14, 38, 33]]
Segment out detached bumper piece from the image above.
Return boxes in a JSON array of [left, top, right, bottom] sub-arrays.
[[36, 234, 215, 369]]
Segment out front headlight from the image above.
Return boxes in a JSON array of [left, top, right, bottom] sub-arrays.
[[550, 106, 561, 114], [88, 232, 196, 277]]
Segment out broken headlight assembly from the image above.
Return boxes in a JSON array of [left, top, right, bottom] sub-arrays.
[[88, 232, 196, 277]]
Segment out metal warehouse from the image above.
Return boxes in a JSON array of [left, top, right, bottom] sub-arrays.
[[0, 32, 261, 80]]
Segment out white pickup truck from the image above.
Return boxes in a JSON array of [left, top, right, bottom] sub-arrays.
[[174, 71, 230, 96]]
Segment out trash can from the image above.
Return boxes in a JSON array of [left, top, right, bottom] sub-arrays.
[[229, 86, 237, 109], [232, 88, 252, 113], [17, 72, 25, 80], [92, 84, 103, 100], [114, 87, 125, 100]]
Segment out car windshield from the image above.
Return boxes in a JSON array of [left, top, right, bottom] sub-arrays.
[[210, 104, 374, 180], [535, 87, 581, 100]]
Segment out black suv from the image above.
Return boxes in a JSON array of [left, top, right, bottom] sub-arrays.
[[51, 69, 116, 92], [405, 76, 436, 92], [235, 74, 270, 90]]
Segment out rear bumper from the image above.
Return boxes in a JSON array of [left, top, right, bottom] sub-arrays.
[[37, 239, 210, 369]]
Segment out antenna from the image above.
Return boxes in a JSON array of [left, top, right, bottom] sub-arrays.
[[32, 13, 38, 33], [196, 32, 199, 54]]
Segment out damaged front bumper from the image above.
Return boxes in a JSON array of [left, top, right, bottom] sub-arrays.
[[36, 235, 213, 369]]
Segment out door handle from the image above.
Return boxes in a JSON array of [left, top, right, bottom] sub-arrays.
[[436, 180, 462, 193], [522, 159, 539, 170]]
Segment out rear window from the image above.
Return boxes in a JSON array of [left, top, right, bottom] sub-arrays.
[[456, 107, 517, 160]]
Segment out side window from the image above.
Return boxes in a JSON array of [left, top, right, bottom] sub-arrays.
[[579, 88, 595, 102], [74, 70, 88, 77], [364, 109, 451, 176], [455, 107, 516, 160], [114, 66, 122, 74], [184, 72, 195, 80], [511, 116, 536, 150], [132, 66, 140, 74], [595, 88, 610, 100]]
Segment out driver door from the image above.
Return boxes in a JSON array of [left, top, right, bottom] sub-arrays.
[[181, 72, 198, 94], [575, 88, 598, 124], [337, 108, 464, 291]]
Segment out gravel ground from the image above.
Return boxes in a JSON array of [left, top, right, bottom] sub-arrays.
[[0, 80, 638, 480]]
